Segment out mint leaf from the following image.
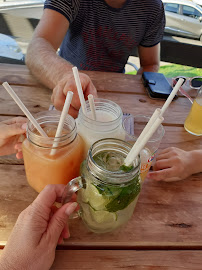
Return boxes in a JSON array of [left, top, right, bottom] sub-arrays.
[[120, 164, 134, 172], [106, 174, 141, 212]]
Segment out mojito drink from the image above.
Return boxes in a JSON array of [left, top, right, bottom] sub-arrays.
[[77, 143, 141, 233]]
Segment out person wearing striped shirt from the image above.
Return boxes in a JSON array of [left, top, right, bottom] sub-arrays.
[[26, 0, 165, 116]]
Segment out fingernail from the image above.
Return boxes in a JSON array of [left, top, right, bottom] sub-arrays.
[[65, 202, 78, 216], [21, 123, 27, 130]]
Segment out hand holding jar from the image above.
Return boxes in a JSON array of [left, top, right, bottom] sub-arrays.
[[0, 184, 77, 270]]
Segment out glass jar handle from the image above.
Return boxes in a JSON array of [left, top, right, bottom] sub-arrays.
[[61, 176, 85, 219]]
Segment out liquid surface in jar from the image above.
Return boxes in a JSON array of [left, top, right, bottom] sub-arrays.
[[93, 151, 125, 172], [86, 110, 116, 122]]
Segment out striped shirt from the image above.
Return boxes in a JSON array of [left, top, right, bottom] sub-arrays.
[[44, 0, 165, 72]]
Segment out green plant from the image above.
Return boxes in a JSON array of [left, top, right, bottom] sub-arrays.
[[126, 64, 202, 78]]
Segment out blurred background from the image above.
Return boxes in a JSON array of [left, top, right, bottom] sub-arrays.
[[0, 0, 201, 76]]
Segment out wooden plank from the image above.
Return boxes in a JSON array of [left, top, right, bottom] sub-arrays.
[[0, 164, 202, 248], [51, 250, 202, 269], [0, 84, 195, 126], [0, 154, 24, 165], [51, 250, 202, 270], [0, 124, 200, 166], [0, 84, 52, 116], [98, 91, 193, 126], [0, 64, 197, 97], [0, 250, 201, 269], [0, 64, 38, 86]]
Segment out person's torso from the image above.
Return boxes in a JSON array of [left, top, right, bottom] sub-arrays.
[[45, 0, 165, 72]]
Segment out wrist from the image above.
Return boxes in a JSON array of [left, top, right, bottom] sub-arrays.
[[188, 150, 202, 175]]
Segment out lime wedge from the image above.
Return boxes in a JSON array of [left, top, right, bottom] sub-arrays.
[[89, 207, 117, 224], [85, 184, 110, 210]]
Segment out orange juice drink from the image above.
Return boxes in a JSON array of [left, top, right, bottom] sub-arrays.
[[139, 148, 153, 181], [22, 111, 85, 193]]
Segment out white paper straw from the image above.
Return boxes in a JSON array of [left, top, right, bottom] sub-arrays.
[[124, 115, 164, 167], [160, 78, 184, 116], [132, 108, 161, 146], [2, 82, 48, 137], [88, 94, 96, 120], [50, 91, 73, 155], [72, 67, 87, 115]]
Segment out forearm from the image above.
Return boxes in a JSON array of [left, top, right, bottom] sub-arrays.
[[189, 150, 202, 175], [137, 44, 160, 75], [137, 63, 159, 75], [26, 37, 73, 89]]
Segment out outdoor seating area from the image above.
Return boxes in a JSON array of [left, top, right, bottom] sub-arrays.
[[0, 1, 202, 269]]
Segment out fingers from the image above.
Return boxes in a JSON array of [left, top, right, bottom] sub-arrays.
[[34, 184, 66, 209], [47, 202, 78, 246], [16, 151, 23, 159], [153, 159, 172, 171], [156, 152, 172, 161], [51, 85, 66, 111], [147, 168, 178, 181], [68, 105, 80, 119], [51, 73, 97, 114], [83, 79, 97, 99], [3, 117, 27, 125], [1, 122, 27, 138]]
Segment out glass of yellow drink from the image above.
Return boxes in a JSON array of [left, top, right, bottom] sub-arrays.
[[184, 86, 202, 136], [122, 115, 165, 181], [22, 111, 85, 192], [62, 138, 141, 233]]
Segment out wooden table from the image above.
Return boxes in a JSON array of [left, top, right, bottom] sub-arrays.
[[0, 63, 202, 269]]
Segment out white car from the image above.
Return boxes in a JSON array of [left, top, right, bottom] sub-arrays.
[[163, 0, 202, 42]]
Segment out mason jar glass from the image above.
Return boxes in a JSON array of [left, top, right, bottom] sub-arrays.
[[76, 98, 125, 156], [62, 138, 141, 233], [22, 110, 85, 192]]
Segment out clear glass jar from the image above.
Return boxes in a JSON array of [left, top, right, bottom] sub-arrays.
[[123, 114, 165, 181], [184, 86, 202, 136], [76, 98, 125, 155], [22, 110, 85, 192], [62, 138, 141, 233]]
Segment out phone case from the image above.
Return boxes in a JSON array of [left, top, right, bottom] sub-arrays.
[[142, 72, 174, 99]]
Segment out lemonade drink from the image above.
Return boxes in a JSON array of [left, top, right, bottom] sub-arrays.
[[76, 139, 141, 233], [184, 96, 202, 136], [22, 111, 85, 193], [77, 98, 125, 156]]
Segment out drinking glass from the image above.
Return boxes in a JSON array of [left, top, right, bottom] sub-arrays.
[[22, 110, 85, 192], [123, 114, 165, 181], [62, 138, 141, 233], [184, 86, 202, 136], [76, 98, 125, 156]]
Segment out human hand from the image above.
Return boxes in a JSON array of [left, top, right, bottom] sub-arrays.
[[51, 72, 97, 118], [147, 147, 194, 182], [0, 184, 78, 270], [0, 117, 27, 158]]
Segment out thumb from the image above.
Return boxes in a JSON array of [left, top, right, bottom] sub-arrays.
[[3, 123, 26, 138], [47, 202, 78, 246]]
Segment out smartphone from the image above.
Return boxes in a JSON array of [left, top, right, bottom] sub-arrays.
[[142, 72, 174, 99]]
